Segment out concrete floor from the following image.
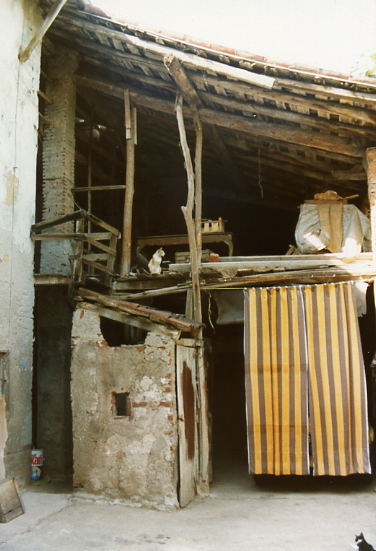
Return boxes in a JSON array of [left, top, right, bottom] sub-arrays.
[[2, 467, 376, 551]]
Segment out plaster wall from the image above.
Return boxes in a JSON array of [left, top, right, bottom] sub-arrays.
[[71, 309, 179, 509], [0, 0, 42, 483]]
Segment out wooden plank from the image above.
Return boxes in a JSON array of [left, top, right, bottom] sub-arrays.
[[19, 0, 69, 62], [0, 479, 24, 523], [73, 218, 85, 284], [164, 55, 202, 108], [195, 345, 210, 496], [34, 274, 71, 285], [32, 233, 85, 241], [80, 301, 180, 338], [86, 212, 120, 236], [121, 92, 136, 277], [81, 258, 114, 275], [84, 236, 116, 255], [58, 14, 275, 89], [31, 210, 85, 232], [77, 287, 201, 333], [72, 185, 126, 192], [82, 253, 108, 262], [176, 342, 197, 507]]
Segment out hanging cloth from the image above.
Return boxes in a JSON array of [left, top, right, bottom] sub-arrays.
[[244, 286, 310, 475], [244, 282, 371, 476], [303, 282, 371, 475]]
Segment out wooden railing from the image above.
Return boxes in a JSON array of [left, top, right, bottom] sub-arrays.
[[31, 210, 120, 286]]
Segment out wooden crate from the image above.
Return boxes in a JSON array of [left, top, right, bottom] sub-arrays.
[[0, 479, 24, 523], [175, 249, 213, 263], [201, 218, 225, 233]]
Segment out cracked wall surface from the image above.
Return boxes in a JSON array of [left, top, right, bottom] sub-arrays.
[[71, 309, 179, 509], [0, 0, 42, 483]]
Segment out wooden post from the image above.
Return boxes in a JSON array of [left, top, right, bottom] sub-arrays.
[[365, 147, 376, 261], [194, 114, 203, 264], [120, 90, 136, 277], [176, 95, 202, 324], [19, 0, 69, 62]]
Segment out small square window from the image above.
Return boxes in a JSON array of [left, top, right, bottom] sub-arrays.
[[112, 392, 130, 417]]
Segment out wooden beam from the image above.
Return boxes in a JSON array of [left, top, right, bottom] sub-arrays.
[[120, 91, 136, 277], [331, 166, 366, 180], [73, 185, 126, 192], [58, 14, 275, 89], [274, 77, 376, 106], [19, 0, 69, 62], [76, 75, 363, 158], [164, 55, 202, 108], [79, 301, 180, 338], [365, 147, 376, 259], [77, 287, 201, 333], [31, 210, 85, 232], [190, 73, 376, 127]]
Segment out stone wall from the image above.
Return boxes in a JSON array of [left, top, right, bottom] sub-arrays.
[[40, 48, 78, 275], [0, 0, 42, 483], [71, 308, 179, 509], [35, 287, 73, 480]]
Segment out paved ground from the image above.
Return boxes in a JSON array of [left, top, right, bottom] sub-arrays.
[[2, 468, 376, 551]]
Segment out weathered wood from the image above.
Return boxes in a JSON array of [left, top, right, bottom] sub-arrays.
[[365, 147, 376, 260], [81, 258, 114, 275], [58, 14, 275, 89], [86, 212, 120, 236], [31, 210, 85, 232], [73, 218, 85, 283], [0, 479, 24, 523], [194, 114, 203, 263], [191, 73, 376, 127], [176, 342, 197, 506], [274, 77, 376, 106], [164, 55, 202, 108], [331, 168, 365, 180], [19, 0, 68, 62], [73, 185, 126, 192], [77, 287, 202, 333], [169, 257, 375, 275], [176, 95, 202, 324], [80, 301, 180, 338], [120, 90, 136, 277], [34, 274, 71, 285], [75, 75, 363, 157]]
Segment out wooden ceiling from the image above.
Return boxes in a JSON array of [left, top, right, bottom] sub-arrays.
[[42, 3, 376, 208]]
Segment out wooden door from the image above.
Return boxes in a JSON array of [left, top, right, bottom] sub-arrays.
[[176, 340, 197, 507]]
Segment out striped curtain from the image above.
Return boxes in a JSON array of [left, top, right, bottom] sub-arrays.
[[303, 282, 370, 475], [244, 282, 371, 476], [244, 286, 310, 475]]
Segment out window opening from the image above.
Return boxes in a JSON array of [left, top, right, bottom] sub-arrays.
[[112, 392, 130, 417]]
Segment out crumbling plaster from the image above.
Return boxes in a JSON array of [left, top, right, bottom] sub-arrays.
[[71, 308, 179, 509], [0, 0, 42, 483]]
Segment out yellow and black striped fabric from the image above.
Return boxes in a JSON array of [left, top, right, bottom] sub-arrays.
[[304, 282, 371, 475], [244, 286, 310, 475], [244, 282, 371, 476]]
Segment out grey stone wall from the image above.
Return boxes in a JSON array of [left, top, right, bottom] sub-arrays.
[[71, 308, 179, 509], [40, 49, 78, 275], [0, 0, 42, 483]]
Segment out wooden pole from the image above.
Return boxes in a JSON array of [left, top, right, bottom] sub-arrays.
[[365, 147, 376, 261], [176, 95, 202, 324], [120, 91, 136, 277], [194, 114, 203, 264], [19, 0, 69, 62]]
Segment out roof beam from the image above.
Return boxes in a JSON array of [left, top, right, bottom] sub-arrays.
[[58, 14, 276, 89], [76, 75, 364, 158], [19, 0, 68, 62]]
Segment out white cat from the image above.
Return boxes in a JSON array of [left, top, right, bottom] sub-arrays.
[[148, 247, 165, 274]]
